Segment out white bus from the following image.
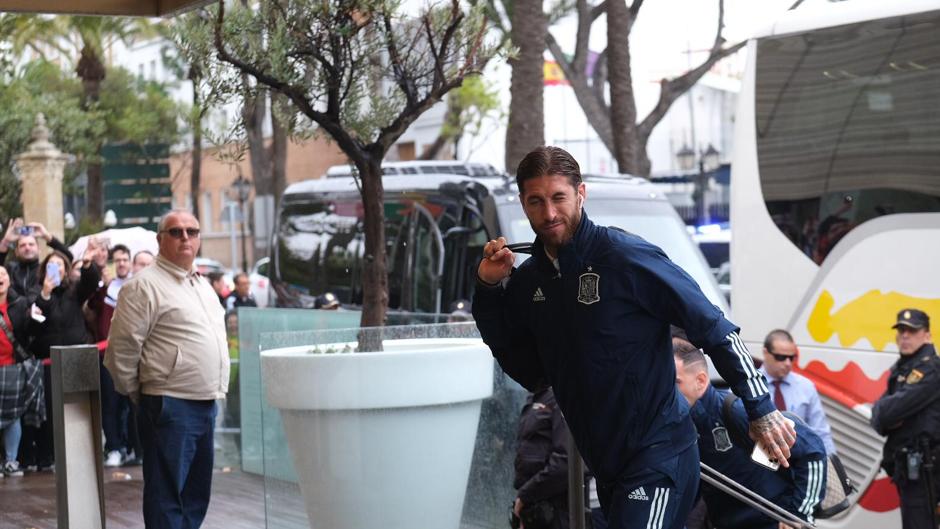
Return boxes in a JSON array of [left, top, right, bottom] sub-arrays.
[[731, 1, 940, 527]]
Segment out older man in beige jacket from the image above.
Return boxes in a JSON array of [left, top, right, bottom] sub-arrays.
[[105, 210, 229, 529]]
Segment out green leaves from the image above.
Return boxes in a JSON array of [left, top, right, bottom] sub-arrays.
[[0, 59, 182, 215]]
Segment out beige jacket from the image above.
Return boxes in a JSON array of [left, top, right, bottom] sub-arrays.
[[104, 255, 229, 402]]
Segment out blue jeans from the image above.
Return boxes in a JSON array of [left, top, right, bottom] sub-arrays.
[[138, 395, 217, 529], [3, 418, 21, 462]]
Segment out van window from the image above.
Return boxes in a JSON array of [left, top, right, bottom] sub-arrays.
[[275, 194, 466, 311], [276, 199, 409, 307], [499, 199, 727, 310]]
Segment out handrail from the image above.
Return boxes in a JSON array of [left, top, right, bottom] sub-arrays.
[[700, 462, 816, 529]]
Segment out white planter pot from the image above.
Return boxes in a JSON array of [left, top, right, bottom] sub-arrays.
[[261, 337, 494, 529]]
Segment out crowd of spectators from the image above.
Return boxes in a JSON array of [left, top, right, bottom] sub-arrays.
[[0, 217, 261, 477]]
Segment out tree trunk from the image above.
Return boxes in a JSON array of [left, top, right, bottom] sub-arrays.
[[546, 36, 615, 157], [355, 154, 388, 344], [76, 44, 106, 223], [243, 81, 271, 195], [420, 134, 449, 161], [505, 0, 546, 174], [606, 1, 639, 174], [190, 75, 203, 221], [270, 92, 289, 207]]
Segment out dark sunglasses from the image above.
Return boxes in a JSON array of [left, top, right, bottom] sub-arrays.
[[770, 353, 797, 362], [163, 227, 201, 239]]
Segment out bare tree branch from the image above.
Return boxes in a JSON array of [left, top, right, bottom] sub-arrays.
[[589, 0, 607, 21]]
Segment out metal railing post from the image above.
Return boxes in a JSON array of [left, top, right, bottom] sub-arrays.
[[51, 345, 106, 529], [567, 427, 586, 529]]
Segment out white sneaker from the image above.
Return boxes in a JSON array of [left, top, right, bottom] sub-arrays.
[[105, 450, 124, 467], [3, 461, 23, 477]]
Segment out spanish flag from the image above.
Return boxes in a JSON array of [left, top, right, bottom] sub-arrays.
[[544, 61, 569, 86]]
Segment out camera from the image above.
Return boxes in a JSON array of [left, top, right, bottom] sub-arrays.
[[18, 226, 33, 236]]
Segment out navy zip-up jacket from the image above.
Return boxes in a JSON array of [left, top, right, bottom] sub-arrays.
[[693, 385, 827, 527], [473, 212, 775, 484]]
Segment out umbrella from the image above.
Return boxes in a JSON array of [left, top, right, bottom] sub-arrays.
[[68, 226, 158, 262]]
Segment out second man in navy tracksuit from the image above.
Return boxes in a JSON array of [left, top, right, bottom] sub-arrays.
[[472, 147, 796, 529], [675, 339, 827, 528]]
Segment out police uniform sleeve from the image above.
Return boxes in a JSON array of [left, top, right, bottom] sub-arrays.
[[871, 358, 940, 435], [517, 399, 570, 504], [779, 419, 828, 521], [624, 240, 774, 421], [472, 278, 547, 392]]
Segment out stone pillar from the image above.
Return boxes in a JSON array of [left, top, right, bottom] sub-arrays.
[[14, 114, 71, 243]]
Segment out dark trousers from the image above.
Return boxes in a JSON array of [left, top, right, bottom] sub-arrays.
[[598, 445, 700, 529], [896, 476, 939, 529], [101, 360, 128, 453], [138, 395, 217, 529], [19, 364, 53, 467]]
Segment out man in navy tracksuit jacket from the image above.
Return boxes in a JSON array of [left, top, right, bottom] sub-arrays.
[[675, 341, 827, 528], [472, 147, 795, 529]]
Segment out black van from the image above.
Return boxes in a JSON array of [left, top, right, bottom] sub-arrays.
[[270, 172, 727, 316]]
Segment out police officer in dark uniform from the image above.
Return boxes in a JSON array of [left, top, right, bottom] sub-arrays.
[[871, 309, 940, 529], [512, 386, 571, 529]]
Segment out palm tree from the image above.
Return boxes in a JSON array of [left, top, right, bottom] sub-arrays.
[[4, 14, 154, 222]]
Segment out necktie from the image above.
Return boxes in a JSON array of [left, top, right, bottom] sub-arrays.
[[773, 380, 786, 411]]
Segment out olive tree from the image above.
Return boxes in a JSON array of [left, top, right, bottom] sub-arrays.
[[208, 0, 497, 330]]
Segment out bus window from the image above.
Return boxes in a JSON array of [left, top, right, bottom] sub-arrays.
[[755, 10, 940, 265]]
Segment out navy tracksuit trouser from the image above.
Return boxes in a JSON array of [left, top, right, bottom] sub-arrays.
[[138, 395, 217, 529], [597, 444, 699, 529]]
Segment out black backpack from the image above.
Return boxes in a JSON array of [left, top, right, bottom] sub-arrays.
[[721, 393, 855, 519]]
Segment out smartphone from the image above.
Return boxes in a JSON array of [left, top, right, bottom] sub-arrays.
[[18, 226, 33, 236], [751, 443, 780, 471], [46, 262, 61, 287]]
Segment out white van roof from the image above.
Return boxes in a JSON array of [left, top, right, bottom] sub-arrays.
[[325, 160, 504, 178], [284, 172, 670, 203]]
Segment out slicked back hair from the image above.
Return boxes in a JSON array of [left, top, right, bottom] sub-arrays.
[[763, 329, 794, 354], [673, 337, 707, 374], [515, 146, 582, 193]]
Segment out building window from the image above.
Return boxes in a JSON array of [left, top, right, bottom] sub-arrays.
[[201, 191, 213, 233]]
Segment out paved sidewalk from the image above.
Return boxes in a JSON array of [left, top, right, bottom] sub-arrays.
[[0, 466, 270, 529]]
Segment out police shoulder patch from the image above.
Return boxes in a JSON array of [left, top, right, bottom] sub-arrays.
[[906, 369, 924, 385]]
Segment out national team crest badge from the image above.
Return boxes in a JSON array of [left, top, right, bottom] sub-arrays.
[[712, 426, 732, 452], [577, 272, 600, 305]]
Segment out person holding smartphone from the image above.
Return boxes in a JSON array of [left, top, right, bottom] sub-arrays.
[[674, 339, 827, 529], [0, 218, 73, 301], [20, 243, 102, 471]]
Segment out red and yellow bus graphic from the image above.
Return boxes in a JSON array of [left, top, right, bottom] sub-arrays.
[[808, 290, 940, 352]]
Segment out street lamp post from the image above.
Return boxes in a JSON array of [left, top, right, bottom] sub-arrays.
[[676, 143, 720, 226], [230, 174, 252, 273]]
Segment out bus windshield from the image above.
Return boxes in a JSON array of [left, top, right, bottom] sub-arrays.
[[755, 10, 940, 264], [499, 199, 728, 311]]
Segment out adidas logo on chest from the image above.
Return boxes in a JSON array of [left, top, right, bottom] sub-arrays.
[[532, 287, 545, 302]]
